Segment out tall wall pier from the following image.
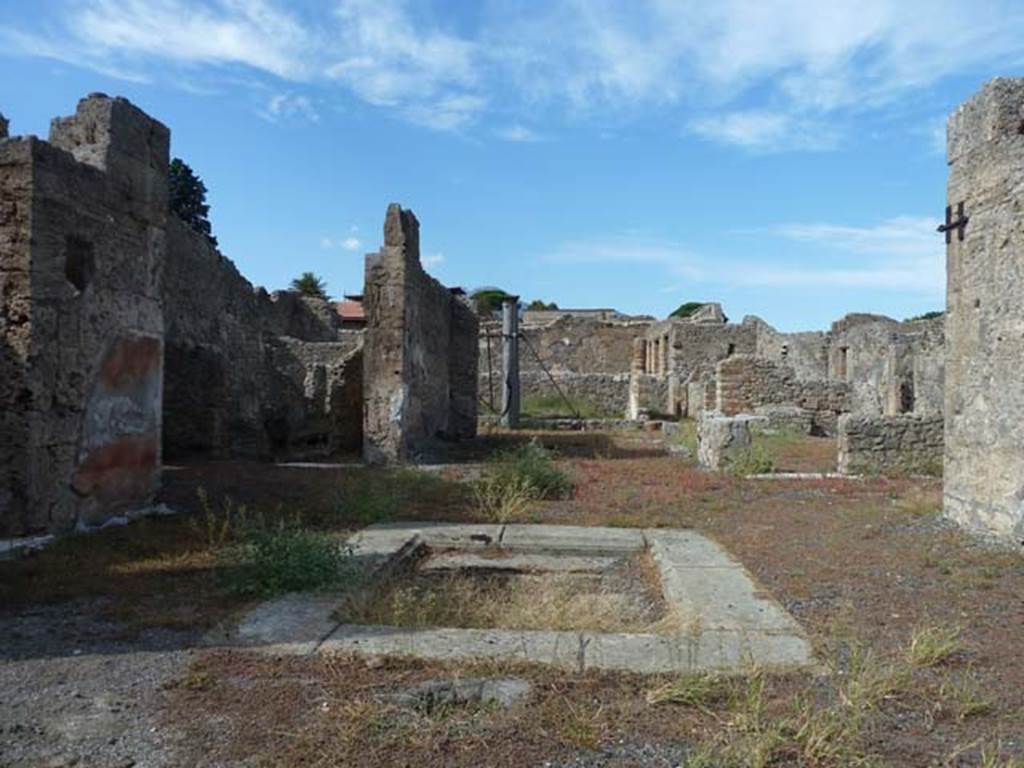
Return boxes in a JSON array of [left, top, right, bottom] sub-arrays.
[[1, 95, 168, 536], [944, 78, 1024, 540], [363, 204, 479, 463]]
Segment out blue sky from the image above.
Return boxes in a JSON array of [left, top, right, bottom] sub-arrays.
[[2, 1, 1023, 330]]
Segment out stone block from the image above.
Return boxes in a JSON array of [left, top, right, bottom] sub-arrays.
[[697, 412, 756, 470]]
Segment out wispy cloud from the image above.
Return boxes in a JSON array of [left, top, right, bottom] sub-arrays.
[[495, 124, 544, 142], [771, 216, 940, 258], [321, 234, 363, 251], [4, 0, 1024, 143], [422, 252, 445, 268], [261, 92, 319, 122], [542, 215, 943, 295], [688, 110, 838, 152]]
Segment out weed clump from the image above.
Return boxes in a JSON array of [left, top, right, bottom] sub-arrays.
[[230, 518, 350, 596], [908, 624, 964, 667], [728, 445, 775, 477], [474, 439, 574, 520], [192, 489, 351, 596]]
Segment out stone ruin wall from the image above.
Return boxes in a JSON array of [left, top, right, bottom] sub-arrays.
[[837, 414, 943, 476], [827, 313, 945, 418], [1, 95, 167, 537], [479, 313, 649, 417], [2, 94, 476, 537], [363, 204, 478, 463], [162, 216, 363, 461], [944, 78, 1024, 540], [715, 355, 850, 436]]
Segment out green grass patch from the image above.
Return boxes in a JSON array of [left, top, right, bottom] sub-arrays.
[[228, 517, 352, 596], [521, 393, 616, 419]]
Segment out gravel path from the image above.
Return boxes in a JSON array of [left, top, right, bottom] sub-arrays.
[[0, 601, 197, 768]]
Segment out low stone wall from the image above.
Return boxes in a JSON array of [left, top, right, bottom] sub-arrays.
[[837, 414, 943, 476], [716, 355, 849, 436]]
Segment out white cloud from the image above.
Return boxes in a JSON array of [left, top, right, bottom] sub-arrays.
[[771, 216, 940, 258], [322, 235, 363, 251], [495, 124, 543, 142], [688, 110, 838, 152], [325, 0, 484, 129], [262, 92, 319, 122], [541, 214, 944, 295], [422, 252, 445, 268], [5, 0, 1024, 142]]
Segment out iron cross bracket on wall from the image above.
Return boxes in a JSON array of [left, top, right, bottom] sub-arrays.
[[937, 202, 969, 244]]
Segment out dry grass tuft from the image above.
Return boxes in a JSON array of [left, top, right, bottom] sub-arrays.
[[336, 554, 672, 634], [907, 624, 965, 667]]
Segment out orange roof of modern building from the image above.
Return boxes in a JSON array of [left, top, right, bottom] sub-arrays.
[[336, 298, 365, 323]]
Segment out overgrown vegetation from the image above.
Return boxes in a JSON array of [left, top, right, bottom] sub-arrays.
[[526, 299, 559, 311], [229, 518, 350, 596], [907, 310, 945, 322], [652, 641, 938, 767], [521, 393, 614, 419], [474, 439, 574, 520], [670, 301, 706, 319], [290, 271, 329, 300], [192, 489, 351, 597], [728, 444, 776, 477], [908, 624, 964, 667], [470, 286, 514, 316], [670, 419, 699, 457], [169, 157, 217, 247], [336, 554, 671, 633]]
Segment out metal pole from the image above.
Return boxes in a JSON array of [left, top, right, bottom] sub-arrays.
[[501, 296, 520, 428]]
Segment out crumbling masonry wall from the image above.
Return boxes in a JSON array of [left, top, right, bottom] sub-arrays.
[[838, 414, 943, 476], [944, 78, 1024, 539], [716, 355, 850, 436], [363, 204, 478, 463], [162, 217, 363, 460], [1, 95, 167, 536], [479, 314, 650, 417]]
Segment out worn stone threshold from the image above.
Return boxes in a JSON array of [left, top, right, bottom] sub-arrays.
[[231, 523, 813, 674]]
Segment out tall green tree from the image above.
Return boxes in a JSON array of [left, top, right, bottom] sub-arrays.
[[168, 158, 217, 247], [290, 272, 328, 299], [470, 287, 513, 316]]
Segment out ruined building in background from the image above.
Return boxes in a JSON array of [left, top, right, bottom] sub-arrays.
[[943, 78, 1024, 540], [1, 96, 168, 537], [628, 304, 943, 432], [0, 94, 478, 537], [363, 204, 478, 463]]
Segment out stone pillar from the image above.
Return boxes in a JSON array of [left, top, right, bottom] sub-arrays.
[[944, 78, 1024, 540], [627, 337, 645, 420]]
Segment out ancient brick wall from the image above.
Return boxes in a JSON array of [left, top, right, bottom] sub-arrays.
[[944, 78, 1024, 539], [363, 204, 478, 463], [716, 355, 850, 436], [838, 414, 943, 476], [1, 95, 167, 536]]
